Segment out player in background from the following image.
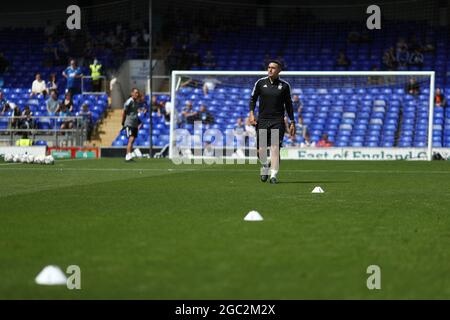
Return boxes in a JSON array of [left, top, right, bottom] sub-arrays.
[[249, 60, 295, 184], [122, 88, 142, 162]]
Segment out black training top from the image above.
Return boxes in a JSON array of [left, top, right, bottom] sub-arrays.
[[249, 76, 294, 122]]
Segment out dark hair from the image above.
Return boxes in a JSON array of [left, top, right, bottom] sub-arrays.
[[267, 60, 283, 69]]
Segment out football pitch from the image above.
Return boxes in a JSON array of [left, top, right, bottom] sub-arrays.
[[1, 158, 450, 299]]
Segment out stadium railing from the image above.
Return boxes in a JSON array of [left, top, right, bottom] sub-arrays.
[[0, 116, 88, 147]]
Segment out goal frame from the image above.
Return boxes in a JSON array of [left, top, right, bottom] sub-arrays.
[[170, 70, 435, 161]]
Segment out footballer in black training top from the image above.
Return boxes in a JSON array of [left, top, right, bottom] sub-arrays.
[[249, 60, 295, 184]]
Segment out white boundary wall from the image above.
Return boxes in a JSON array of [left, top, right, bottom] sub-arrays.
[[280, 147, 450, 160]]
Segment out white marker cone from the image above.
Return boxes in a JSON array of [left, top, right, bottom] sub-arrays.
[[244, 210, 264, 221], [312, 186, 325, 193], [35, 265, 67, 286]]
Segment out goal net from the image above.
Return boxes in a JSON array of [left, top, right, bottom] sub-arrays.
[[169, 71, 435, 162]]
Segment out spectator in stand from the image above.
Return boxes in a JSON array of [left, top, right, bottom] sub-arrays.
[[137, 92, 150, 117], [396, 38, 409, 68], [202, 76, 221, 97], [46, 89, 60, 114], [203, 50, 216, 68], [435, 88, 447, 108], [233, 117, 246, 151], [0, 52, 9, 75], [62, 92, 74, 113], [79, 103, 93, 141], [198, 104, 214, 125], [57, 103, 73, 130], [150, 95, 159, 113], [285, 135, 297, 147], [181, 101, 197, 124], [0, 91, 8, 112], [62, 59, 83, 95], [317, 134, 333, 147], [234, 117, 245, 132], [156, 101, 166, 118], [163, 101, 176, 126], [292, 95, 302, 115], [300, 131, 316, 148], [1, 102, 11, 115], [144, 95, 159, 117], [20, 105, 34, 130], [89, 58, 103, 92], [30, 73, 48, 98], [9, 103, 21, 129], [296, 115, 306, 140], [408, 48, 424, 67], [47, 73, 58, 92], [382, 47, 397, 70], [406, 77, 420, 96], [335, 50, 351, 67]]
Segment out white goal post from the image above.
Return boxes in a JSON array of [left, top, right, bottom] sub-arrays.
[[170, 70, 435, 161]]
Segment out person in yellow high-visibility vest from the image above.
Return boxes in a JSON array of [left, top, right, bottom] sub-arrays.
[[16, 134, 33, 146], [89, 58, 102, 92]]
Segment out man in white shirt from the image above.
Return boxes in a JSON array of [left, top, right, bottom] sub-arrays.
[[202, 76, 221, 96], [300, 132, 316, 148], [31, 73, 48, 98], [164, 101, 177, 125]]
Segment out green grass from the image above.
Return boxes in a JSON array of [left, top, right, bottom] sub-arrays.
[[1, 158, 450, 299]]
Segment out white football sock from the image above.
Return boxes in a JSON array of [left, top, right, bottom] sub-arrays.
[[259, 158, 268, 166], [270, 169, 278, 179]]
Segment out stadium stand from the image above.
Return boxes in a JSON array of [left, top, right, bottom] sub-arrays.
[[1, 0, 449, 149], [112, 18, 450, 148]]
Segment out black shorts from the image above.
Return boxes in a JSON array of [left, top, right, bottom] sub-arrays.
[[256, 118, 285, 148], [125, 126, 138, 138]]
